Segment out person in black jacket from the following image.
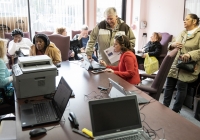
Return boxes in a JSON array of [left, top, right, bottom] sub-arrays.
[[73, 25, 98, 61], [136, 32, 162, 65]]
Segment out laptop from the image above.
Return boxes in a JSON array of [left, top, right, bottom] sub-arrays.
[[81, 53, 106, 70], [20, 76, 72, 128], [89, 95, 151, 140], [108, 78, 149, 105]]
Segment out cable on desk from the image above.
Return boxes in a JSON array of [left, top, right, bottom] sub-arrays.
[[140, 113, 146, 122], [142, 120, 165, 140], [46, 125, 61, 131], [139, 98, 156, 111], [84, 91, 104, 100]]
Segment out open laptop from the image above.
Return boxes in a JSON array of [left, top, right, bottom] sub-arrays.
[[108, 78, 149, 105], [20, 76, 72, 128], [89, 95, 151, 140], [81, 53, 106, 70]]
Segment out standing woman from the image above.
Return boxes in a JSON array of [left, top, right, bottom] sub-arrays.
[[0, 39, 14, 104], [163, 14, 200, 113], [30, 34, 61, 65], [100, 35, 140, 85]]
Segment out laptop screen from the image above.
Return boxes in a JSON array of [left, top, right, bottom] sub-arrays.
[[89, 95, 142, 137], [53, 77, 72, 118]]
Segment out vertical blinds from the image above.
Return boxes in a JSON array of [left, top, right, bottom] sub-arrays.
[[185, 0, 200, 18], [0, 0, 83, 38]]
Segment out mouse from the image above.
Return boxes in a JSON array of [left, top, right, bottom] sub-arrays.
[[29, 128, 47, 137], [68, 112, 79, 128]]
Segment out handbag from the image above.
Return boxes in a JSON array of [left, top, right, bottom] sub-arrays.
[[176, 60, 197, 73], [144, 54, 159, 74], [176, 48, 197, 73]]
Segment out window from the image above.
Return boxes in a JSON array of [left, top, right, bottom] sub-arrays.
[[96, 0, 122, 24], [0, 0, 83, 39], [29, 0, 83, 38], [184, 0, 200, 19], [0, 0, 28, 38]]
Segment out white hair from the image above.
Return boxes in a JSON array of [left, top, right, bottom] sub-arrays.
[[104, 7, 117, 17], [81, 24, 88, 30]]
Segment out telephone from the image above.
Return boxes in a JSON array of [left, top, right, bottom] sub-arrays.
[[140, 21, 147, 29]]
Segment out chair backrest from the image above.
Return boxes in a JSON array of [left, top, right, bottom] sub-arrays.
[[47, 34, 70, 61], [71, 30, 81, 39], [35, 31, 53, 36], [158, 32, 173, 65], [71, 30, 92, 39], [150, 48, 178, 100], [4, 32, 30, 41]]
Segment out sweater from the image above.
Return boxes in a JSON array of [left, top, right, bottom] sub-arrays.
[[0, 59, 13, 88], [107, 51, 140, 85], [8, 38, 33, 55]]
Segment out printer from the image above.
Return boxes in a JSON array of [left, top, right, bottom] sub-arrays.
[[13, 55, 57, 98]]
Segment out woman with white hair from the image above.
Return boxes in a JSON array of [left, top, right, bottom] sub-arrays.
[[86, 7, 136, 65]]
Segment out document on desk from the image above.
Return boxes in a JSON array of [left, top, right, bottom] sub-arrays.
[[20, 48, 30, 56], [104, 46, 121, 64]]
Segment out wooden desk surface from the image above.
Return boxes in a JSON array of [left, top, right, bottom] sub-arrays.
[[15, 61, 200, 140]]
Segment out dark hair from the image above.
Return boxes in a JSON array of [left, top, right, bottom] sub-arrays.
[[33, 34, 50, 47], [188, 14, 199, 25], [114, 35, 131, 52], [11, 28, 24, 37]]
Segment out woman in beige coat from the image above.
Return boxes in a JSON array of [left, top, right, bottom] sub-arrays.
[[30, 34, 61, 65], [163, 14, 200, 113]]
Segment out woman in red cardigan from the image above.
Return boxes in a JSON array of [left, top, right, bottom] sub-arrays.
[[100, 35, 140, 85]]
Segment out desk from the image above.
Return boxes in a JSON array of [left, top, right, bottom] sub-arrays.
[[15, 61, 200, 140]]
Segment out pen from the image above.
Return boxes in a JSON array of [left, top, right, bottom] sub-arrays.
[[72, 128, 90, 139]]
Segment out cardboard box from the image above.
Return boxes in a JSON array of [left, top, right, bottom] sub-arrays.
[[0, 17, 28, 38]]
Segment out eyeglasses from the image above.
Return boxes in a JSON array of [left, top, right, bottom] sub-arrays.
[[115, 34, 124, 43]]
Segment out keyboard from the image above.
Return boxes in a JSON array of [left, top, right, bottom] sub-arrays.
[[113, 134, 141, 140], [33, 103, 51, 123]]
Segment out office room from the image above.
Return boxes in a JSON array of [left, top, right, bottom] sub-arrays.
[[0, 0, 200, 139]]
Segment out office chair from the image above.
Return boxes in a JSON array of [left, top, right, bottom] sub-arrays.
[[35, 31, 54, 36], [136, 48, 178, 100], [48, 34, 70, 61], [4, 32, 30, 41]]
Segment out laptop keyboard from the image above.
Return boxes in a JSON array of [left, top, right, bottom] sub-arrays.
[[113, 134, 141, 140], [33, 103, 51, 123]]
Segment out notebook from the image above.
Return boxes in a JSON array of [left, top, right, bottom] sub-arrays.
[[89, 95, 151, 140], [108, 78, 149, 105], [20, 76, 72, 128], [81, 53, 106, 70]]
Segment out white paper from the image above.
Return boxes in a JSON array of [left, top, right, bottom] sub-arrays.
[[20, 48, 30, 56], [104, 47, 121, 64]]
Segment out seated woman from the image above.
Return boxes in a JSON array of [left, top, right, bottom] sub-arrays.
[[0, 39, 14, 105], [73, 25, 98, 62], [30, 34, 61, 65], [55, 27, 75, 60], [8, 28, 33, 56], [136, 32, 162, 66], [100, 35, 140, 85]]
